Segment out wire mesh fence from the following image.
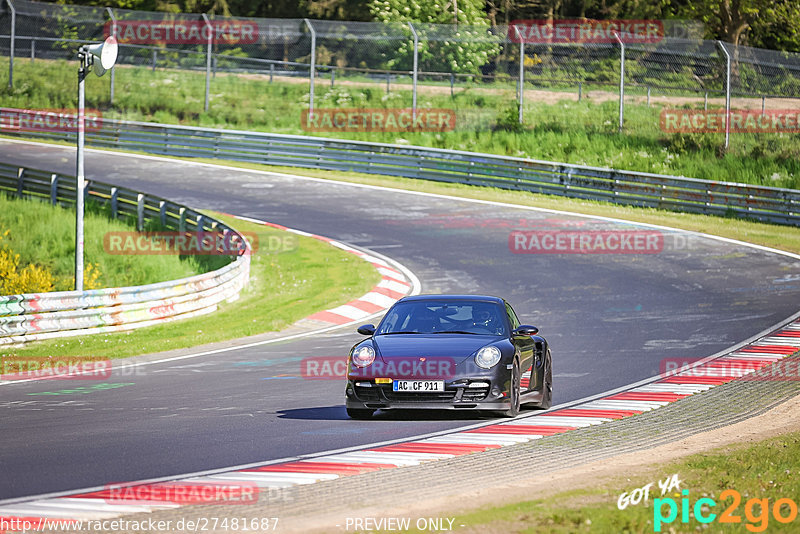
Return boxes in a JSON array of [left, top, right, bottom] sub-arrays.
[[1, 0, 800, 154]]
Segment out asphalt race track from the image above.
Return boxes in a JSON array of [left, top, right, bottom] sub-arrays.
[[2, 140, 800, 501]]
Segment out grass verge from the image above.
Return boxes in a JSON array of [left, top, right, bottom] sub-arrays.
[[2, 57, 799, 189], [0, 194, 205, 290], [445, 431, 800, 533], [0, 211, 381, 359]]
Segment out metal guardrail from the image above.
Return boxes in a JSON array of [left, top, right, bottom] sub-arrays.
[[0, 160, 250, 344], [2, 111, 798, 226]]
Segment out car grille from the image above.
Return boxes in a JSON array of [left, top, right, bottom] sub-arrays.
[[460, 385, 489, 401], [383, 388, 457, 402], [353, 384, 381, 401]]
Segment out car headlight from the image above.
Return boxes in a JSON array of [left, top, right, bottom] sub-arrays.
[[351, 345, 375, 368], [475, 346, 501, 369]]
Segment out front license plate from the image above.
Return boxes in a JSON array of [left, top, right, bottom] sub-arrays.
[[392, 380, 444, 392]]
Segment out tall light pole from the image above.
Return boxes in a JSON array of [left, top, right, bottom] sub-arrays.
[[75, 36, 117, 291]]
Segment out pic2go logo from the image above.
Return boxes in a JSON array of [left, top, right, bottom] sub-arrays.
[[654, 490, 798, 532]]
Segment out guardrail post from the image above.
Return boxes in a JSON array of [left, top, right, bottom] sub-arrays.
[[408, 22, 418, 120], [16, 167, 24, 198], [330, 68, 335, 87], [269, 63, 274, 83], [30, 38, 34, 62], [137, 193, 145, 231], [152, 50, 156, 71], [106, 8, 117, 105], [50, 174, 58, 205], [110, 186, 118, 218], [7, 0, 15, 88], [159, 200, 167, 227], [196, 214, 205, 231], [304, 19, 316, 116], [613, 31, 624, 133], [578, 81, 582, 102], [717, 40, 731, 150], [202, 14, 212, 112], [179, 207, 186, 234]]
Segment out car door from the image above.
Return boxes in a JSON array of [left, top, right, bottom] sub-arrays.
[[507, 303, 535, 391]]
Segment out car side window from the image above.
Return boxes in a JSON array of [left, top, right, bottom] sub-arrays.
[[506, 303, 520, 330]]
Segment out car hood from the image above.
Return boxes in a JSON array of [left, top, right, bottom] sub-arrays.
[[373, 334, 500, 363]]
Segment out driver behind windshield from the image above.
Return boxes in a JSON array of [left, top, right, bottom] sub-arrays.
[[471, 304, 503, 335]]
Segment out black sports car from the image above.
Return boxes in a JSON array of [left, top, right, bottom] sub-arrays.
[[344, 295, 552, 419]]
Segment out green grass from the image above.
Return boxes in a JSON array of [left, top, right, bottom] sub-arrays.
[[441, 431, 800, 533], [2, 57, 800, 189], [0, 194, 205, 289], [1, 211, 381, 359]]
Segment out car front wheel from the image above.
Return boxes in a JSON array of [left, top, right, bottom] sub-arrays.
[[501, 360, 521, 418]]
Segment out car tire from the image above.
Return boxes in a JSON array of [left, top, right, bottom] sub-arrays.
[[346, 407, 375, 419], [535, 349, 552, 410], [501, 360, 521, 418]]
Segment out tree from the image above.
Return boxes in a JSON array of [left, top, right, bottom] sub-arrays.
[[368, 0, 501, 75]]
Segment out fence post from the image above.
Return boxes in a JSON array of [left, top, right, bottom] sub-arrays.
[[30, 38, 34, 61], [202, 14, 212, 112], [716, 40, 731, 150], [512, 24, 524, 124], [106, 8, 116, 105], [408, 22, 418, 121], [304, 19, 316, 116], [613, 31, 624, 133], [7, 0, 15, 88]]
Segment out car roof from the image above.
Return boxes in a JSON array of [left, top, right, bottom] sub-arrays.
[[397, 294, 505, 305]]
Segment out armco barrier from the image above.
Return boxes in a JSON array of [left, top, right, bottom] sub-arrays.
[[0, 161, 250, 345], [2, 109, 798, 226]]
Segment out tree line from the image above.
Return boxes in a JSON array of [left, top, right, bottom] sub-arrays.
[[51, 0, 800, 52]]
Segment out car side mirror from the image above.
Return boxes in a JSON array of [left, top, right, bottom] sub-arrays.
[[514, 325, 539, 336], [357, 324, 376, 336]]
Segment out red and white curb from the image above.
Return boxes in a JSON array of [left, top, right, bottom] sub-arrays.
[[231, 216, 415, 326], [2, 319, 798, 527]]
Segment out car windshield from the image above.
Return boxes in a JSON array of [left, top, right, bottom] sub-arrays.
[[376, 300, 507, 336]]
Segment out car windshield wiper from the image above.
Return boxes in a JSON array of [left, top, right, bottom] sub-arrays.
[[432, 330, 482, 335], [378, 331, 419, 335]]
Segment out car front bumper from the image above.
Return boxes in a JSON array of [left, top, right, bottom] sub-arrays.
[[345, 377, 512, 411]]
